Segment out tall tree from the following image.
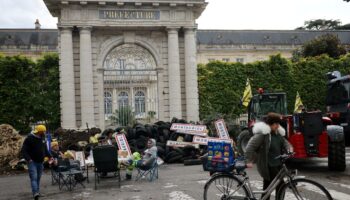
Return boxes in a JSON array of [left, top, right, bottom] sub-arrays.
[[303, 19, 341, 30], [301, 34, 347, 58]]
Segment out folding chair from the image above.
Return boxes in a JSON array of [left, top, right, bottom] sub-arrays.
[[51, 167, 60, 185], [57, 159, 86, 191], [93, 145, 121, 190], [135, 160, 159, 182]]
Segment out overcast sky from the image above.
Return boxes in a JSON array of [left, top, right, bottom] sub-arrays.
[[0, 0, 349, 30]]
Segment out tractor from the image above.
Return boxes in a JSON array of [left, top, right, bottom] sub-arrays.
[[237, 89, 346, 171], [326, 71, 350, 146]]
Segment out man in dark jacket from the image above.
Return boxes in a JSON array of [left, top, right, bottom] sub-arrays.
[[21, 124, 52, 200], [245, 113, 293, 200]]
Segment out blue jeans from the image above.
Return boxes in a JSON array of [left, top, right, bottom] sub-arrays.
[[28, 162, 43, 196]]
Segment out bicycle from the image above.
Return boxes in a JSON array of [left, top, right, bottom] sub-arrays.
[[203, 153, 333, 200]]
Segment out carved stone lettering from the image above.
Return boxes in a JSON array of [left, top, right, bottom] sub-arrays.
[[99, 10, 160, 20]]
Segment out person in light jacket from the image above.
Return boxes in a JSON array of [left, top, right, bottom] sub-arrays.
[[245, 113, 293, 200]]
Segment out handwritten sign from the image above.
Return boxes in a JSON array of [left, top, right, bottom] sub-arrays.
[[115, 134, 132, 157], [192, 136, 232, 145], [166, 140, 199, 148], [214, 119, 230, 139], [75, 151, 85, 167], [171, 123, 207, 132], [175, 129, 208, 137]]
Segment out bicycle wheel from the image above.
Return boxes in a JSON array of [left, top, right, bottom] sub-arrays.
[[277, 178, 333, 200], [204, 173, 249, 200]]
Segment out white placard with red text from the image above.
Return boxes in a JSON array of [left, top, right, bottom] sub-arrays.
[[166, 140, 199, 148], [175, 129, 207, 137], [192, 136, 232, 145], [171, 123, 207, 133], [115, 134, 132, 157], [75, 151, 85, 167], [214, 119, 230, 139]]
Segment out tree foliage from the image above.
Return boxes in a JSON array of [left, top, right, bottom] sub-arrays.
[[0, 54, 60, 133], [302, 19, 341, 30], [198, 54, 350, 121], [301, 34, 347, 58]]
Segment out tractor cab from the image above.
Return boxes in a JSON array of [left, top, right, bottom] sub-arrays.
[[326, 71, 350, 146], [248, 91, 287, 126]]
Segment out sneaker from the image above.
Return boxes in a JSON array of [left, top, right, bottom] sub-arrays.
[[33, 193, 39, 200], [38, 193, 45, 197]]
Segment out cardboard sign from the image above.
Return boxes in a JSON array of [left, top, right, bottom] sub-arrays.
[[215, 119, 230, 139], [175, 129, 208, 137], [157, 157, 164, 165], [192, 136, 233, 145], [166, 140, 199, 148], [170, 123, 207, 133], [115, 133, 132, 157], [75, 151, 85, 167]]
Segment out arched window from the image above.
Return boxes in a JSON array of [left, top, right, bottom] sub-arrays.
[[104, 91, 112, 116], [135, 91, 145, 115], [118, 92, 129, 108]]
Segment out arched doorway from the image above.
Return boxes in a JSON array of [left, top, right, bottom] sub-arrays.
[[103, 44, 158, 126]]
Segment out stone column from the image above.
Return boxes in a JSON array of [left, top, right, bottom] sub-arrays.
[[79, 27, 95, 127], [167, 27, 182, 119], [184, 28, 199, 122], [59, 27, 76, 129]]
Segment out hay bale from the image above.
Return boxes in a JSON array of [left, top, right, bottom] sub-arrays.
[[0, 124, 24, 168]]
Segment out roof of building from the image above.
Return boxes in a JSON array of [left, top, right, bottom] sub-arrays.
[[0, 29, 58, 48], [196, 30, 350, 45], [0, 29, 349, 47]]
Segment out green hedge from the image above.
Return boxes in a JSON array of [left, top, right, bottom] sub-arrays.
[[198, 54, 350, 121]]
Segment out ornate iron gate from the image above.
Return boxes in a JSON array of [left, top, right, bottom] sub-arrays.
[[103, 44, 159, 127]]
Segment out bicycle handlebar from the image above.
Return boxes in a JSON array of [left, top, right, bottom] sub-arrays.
[[274, 152, 295, 162]]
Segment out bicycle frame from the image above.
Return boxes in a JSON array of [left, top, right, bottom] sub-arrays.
[[235, 164, 294, 200]]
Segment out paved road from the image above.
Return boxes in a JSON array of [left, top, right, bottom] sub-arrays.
[[1, 148, 350, 200]]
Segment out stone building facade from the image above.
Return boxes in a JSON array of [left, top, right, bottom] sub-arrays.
[[41, 0, 207, 129]]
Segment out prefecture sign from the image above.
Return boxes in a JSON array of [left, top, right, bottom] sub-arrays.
[[99, 10, 160, 20], [214, 119, 230, 139]]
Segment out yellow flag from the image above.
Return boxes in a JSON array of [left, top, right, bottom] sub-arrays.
[[294, 91, 304, 113], [242, 78, 252, 107]]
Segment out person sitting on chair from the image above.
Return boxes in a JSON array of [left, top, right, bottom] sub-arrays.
[[50, 141, 63, 169], [125, 139, 158, 180]]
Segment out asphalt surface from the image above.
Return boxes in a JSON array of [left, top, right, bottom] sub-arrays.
[[1, 148, 350, 200]]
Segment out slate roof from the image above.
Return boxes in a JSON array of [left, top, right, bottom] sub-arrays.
[[0, 29, 58, 49], [0, 29, 349, 47], [196, 30, 350, 45]]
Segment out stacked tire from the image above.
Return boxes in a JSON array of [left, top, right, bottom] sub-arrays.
[[122, 119, 205, 165]]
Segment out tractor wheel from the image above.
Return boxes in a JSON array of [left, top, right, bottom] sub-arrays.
[[328, 139, 346, 171], [237, 129, 253, 156]]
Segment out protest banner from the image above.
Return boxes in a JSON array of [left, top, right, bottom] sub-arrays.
[[75, 151, 86, 167], [192, 136, 233, 145], [175, 129, 207, 137], [115, 133, 132, 157], [214, 119, 230, 139], [170, 123, 207, 132], [166, 140, 199, 148]]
